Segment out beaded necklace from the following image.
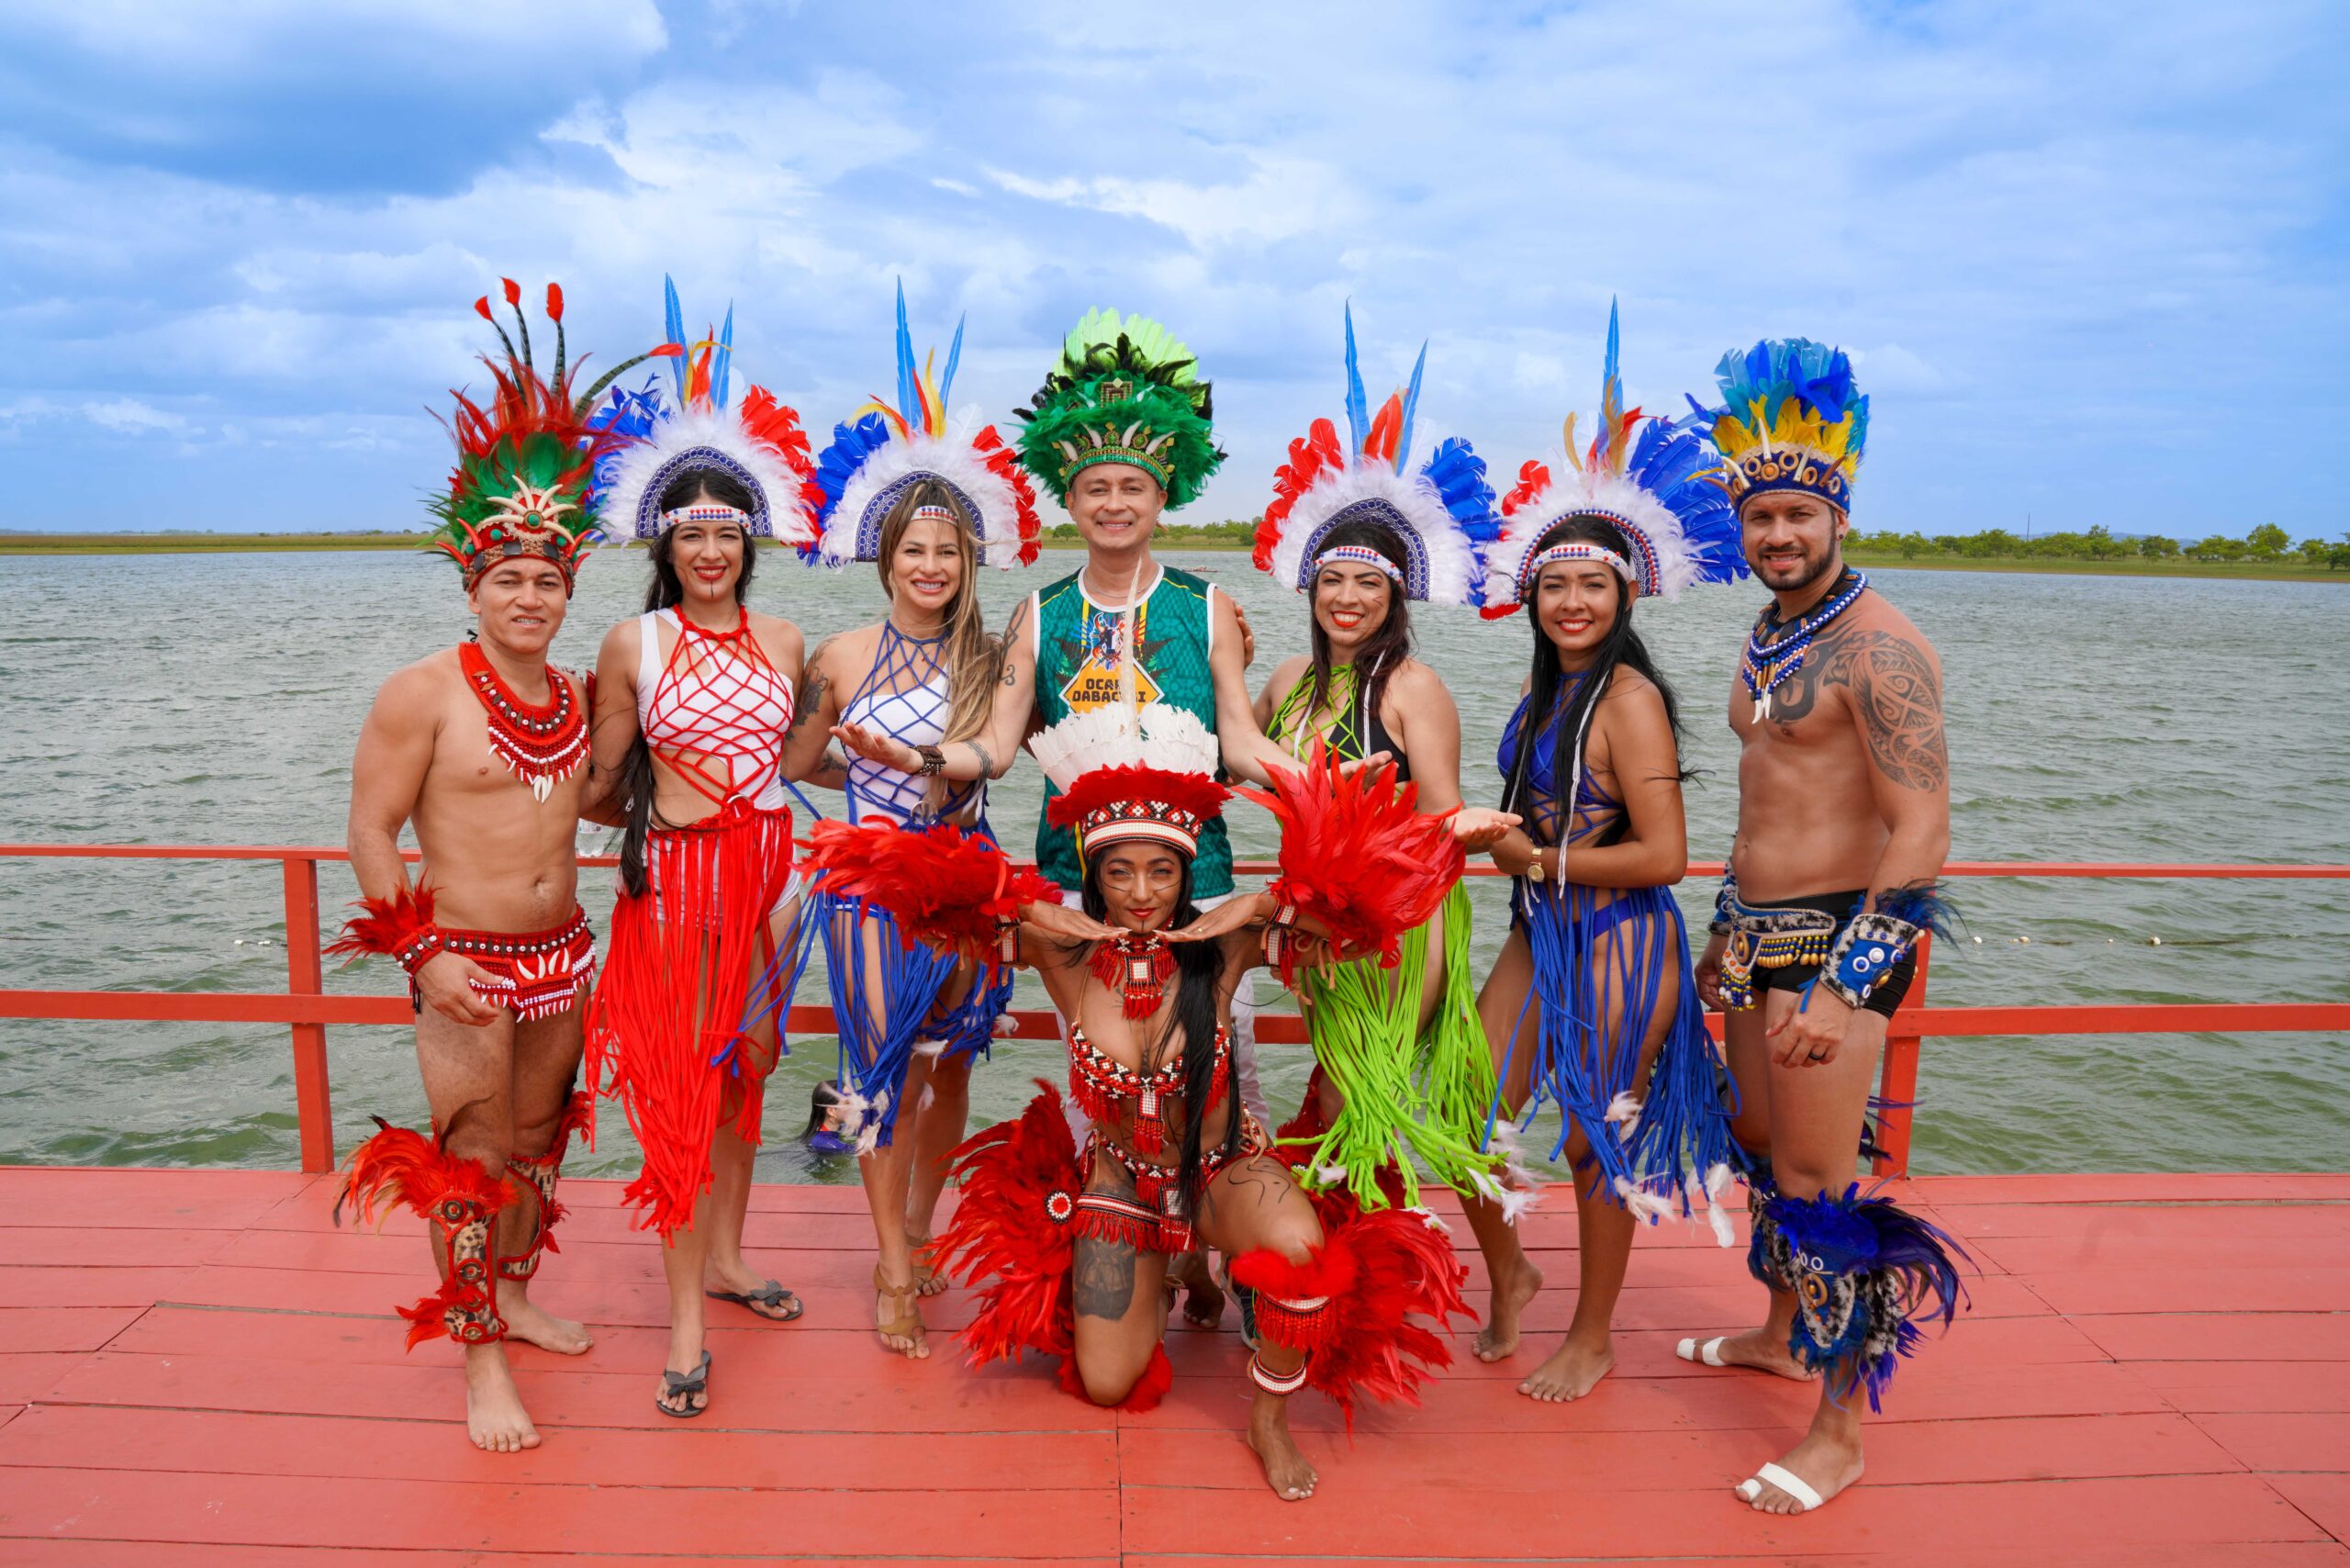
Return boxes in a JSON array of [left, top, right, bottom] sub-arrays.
[[1091, 932, 1176, 1020], [1740, 569, 1867, 722], [461, 642, 588, 803]]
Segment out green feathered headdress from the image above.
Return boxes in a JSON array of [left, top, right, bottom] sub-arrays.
[[1014, 308, 1223, 510]]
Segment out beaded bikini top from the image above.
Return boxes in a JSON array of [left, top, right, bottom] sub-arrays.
[[1068, 1024, 1231, 1155]]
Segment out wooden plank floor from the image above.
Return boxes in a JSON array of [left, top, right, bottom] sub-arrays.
[[0, 1166, 2344, 1565]]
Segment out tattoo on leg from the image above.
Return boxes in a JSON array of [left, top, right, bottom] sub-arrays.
[[1075, 1237, 1138, 1319], [1821, 630, 1947, 790]]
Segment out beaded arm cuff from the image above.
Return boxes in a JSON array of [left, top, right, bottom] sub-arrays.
[[1819, 912, 1922, 1011], [1709, 876, 1736, 937], [1259, 901, 1301, 984]]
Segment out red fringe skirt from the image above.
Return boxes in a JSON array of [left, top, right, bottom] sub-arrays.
[[587, 799, 796, 1238]]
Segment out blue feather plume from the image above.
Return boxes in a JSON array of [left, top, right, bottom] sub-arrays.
[[1393, 340, 1427, 474], [662, 275, 688, 399], [1876, 880, 1960, 941], [940, 312, 966, 413], [1624, 415, 1748, 586], [713, 303, 734, 408], [810, 411, 894, 528], [893, 280, 917, 431], [585, 378, 665, 512], [1342, 301, 1370, 460], [1595, 299, 1622, 472], [1708, 338, 1871, 463]]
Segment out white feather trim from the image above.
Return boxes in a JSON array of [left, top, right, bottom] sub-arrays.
[[1483, 453, 1705, 608], [598, 404, 817, 546], [1265, 459, 1480, 607], [818, 411, 1029, 570], [1030, 702, 1218, 794]]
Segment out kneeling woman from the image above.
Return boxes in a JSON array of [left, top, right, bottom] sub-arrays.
[[583, 307, 822, 1417], [1460, 329, 1749, 1404], [808, 705, 1470, 1501]]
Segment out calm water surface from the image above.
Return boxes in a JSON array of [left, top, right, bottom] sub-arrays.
[[0, 550, 2343, 1178]]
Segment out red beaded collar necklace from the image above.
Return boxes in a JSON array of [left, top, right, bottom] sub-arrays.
[[460, 642, 589, 802]]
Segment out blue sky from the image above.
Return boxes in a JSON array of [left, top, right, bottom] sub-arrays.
[[1, 0, 2344, 539]]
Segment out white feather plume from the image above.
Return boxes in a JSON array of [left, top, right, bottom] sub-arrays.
[[1030, 702, 1218, 794], [1483, 452, 1707, 609], [597, 403, 817, 546], [1264, 456, 1481, 607]]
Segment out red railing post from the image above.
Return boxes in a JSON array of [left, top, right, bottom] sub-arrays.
[[281, 855, 335, 1173], [1872, 935, 1930, 1179]]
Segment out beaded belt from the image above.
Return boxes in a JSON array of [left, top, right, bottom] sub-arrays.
[[1716, 895, 1839, 1013]]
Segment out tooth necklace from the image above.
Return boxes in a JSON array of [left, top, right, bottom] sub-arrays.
[[1740, 569, 1867, 722]]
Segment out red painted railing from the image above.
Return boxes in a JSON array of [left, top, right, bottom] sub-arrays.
[[3, 845, 2344, 1179]]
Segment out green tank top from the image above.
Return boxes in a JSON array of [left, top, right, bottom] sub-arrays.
[[1031, 564, 1233, 896]]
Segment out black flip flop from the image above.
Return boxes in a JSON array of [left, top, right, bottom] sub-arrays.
[[656, 1350, 711, 1418], [705, 1280, 804, 1322]]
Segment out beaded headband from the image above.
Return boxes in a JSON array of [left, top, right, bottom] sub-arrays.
[[661, 504, 753, 532], [909, 502, 959, 525], [1311, 543, 1405, 586], [1518, 541, 1635, 594]]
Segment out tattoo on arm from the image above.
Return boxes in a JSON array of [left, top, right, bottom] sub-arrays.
[[1821, 630, 1948, 790], [787, 661, 828, 736], [968, 739, 995, 778], [1001, 601, 1029, 686]]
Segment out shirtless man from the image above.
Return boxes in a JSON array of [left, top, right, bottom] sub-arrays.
[[1679, 340, 1961, 1515], [333, 289, 614, 1452]]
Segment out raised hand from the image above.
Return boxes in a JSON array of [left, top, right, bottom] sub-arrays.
[[1023, 900, 1123, 946], [1165, 892, 1270, 944], [1449, 807, 1522, 851], [832, 719, 921, 775]]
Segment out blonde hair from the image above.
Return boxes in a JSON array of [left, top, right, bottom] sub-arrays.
[[874, 479, 1001, 811]]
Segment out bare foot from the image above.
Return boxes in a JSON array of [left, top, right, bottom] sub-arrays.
[[499, 1292, 593, 1356], [1474, 1253, 1544, 1362], [1519, 1331, 1613, 1402], [1247, 1394, 1317, 1502], [1683, 1325, 1813, 1383], [1738, 1425, 1865, 1514], [906, 1232, 950, 1299], [463, 1344, 540, 1452]]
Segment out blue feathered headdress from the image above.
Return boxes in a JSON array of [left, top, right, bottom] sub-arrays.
[[1690, 337, 1870, 512]]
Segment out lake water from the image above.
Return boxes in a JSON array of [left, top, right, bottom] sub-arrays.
[[0, 549, 2343, 1179]]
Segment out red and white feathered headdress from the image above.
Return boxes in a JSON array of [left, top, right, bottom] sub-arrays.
[[806, 283, 1041, 570], [1250, 306, 1497, 608], [1034, 704, 1227, 862]]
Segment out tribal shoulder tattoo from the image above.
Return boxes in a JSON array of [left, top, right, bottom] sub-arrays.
[[1818, 629, 1948, 791]]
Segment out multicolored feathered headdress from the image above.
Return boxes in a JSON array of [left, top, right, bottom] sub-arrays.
[[1251, 305, 1497, 607], [428, 280, 660, 589], [1483, 301, 1747, 614], [1034, 704, 1227, 862], [805, 283, 1041, 569], [588, 276, 820, 545], [1014, 309, 1222, 510], [1689, 337, 1870, 514]]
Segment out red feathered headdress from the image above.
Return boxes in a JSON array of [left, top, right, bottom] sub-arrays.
[[1044, 764, 1230, 861]]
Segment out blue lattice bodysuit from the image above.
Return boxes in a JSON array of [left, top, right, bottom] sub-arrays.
[[818, 622, 1013, 1148]]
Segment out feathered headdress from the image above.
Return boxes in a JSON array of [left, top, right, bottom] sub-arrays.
[[1033, 703, 1228, 861], [1687, 336, 1870, 514], [1014, 308, 1223, 510], [587, 275, 821, 545], [1483, 300, 1747, 615], [1251, 305, 1497, 607], [428, 280, 661, 589], [805, 281, 1041, 570]]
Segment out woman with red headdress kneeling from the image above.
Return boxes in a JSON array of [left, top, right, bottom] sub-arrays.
[[812, 702, 1483, 1501]]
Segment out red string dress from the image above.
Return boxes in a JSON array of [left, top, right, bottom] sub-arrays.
[[588, 607, 799, 1238]]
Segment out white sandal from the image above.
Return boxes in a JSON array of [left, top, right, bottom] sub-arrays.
[[1675, 1336, 1730, 1367], [1735, 1461, 1825, 1512]]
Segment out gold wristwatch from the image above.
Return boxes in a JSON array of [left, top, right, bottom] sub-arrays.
[[1525, 848, 1548, 884]]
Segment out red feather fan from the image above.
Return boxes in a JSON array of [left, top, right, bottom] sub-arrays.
[[804, 819, 1060, 976], [324, 884, 436, 960], [1254, 418, 1347, 571], [738, 385, 814, 478], [1235, 741, 1462, 980], [1230, 1199, 1469, 1428], [1044, 764, 1230, 833], [934, 1081, 1085, 1370], [975, 423, 1045, 566]]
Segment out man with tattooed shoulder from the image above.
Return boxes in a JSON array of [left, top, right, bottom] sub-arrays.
[[1681, 342, 1963, 1518]]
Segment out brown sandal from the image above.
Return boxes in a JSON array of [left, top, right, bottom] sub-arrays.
[[873, 1262, 926, 1355], [907, 1233, 950, 1298]]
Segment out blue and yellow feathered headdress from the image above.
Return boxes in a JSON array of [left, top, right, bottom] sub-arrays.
[[1691, 339, 1870, 513]]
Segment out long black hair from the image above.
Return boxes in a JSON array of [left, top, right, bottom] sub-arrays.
[[618, 466, 764, 895], [1500, 515, 1688, 840], [1079, 852, 1236, 1213], [1299, 517, 1415, 735]]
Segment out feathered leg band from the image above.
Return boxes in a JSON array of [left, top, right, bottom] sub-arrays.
[[338, 1119, 512, 1349], [1754, 1182, 1970, 1411]]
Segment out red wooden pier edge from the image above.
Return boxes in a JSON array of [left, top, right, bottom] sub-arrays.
[[3, 844, 2344, 1176]]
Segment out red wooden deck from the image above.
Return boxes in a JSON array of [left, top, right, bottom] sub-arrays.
[[0, 1168, 2344, 1564]]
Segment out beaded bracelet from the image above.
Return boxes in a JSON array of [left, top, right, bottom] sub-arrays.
[[1819, 912, 1922, 1010]]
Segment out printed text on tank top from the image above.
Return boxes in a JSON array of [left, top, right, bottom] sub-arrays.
[[841, 620, 982, 826], [636, 608, 792, 811]]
